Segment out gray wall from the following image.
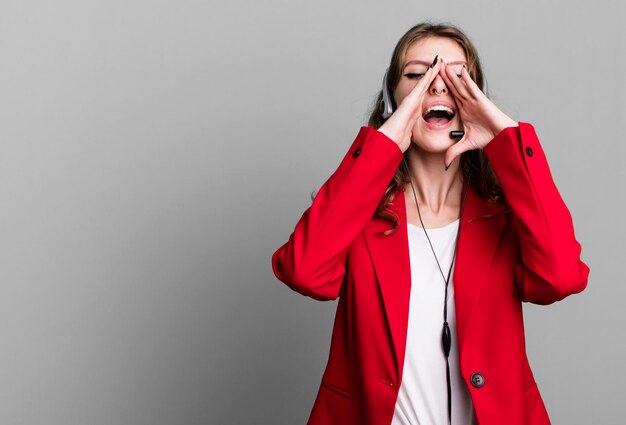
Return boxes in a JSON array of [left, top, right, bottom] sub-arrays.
[[0, 0, 623, 423]]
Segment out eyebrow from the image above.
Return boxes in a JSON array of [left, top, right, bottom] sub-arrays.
[[403, 60, 466, 70]]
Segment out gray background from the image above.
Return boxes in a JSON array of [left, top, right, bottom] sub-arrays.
[[0, 0, 623, 424]]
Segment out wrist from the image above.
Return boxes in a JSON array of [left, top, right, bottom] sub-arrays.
[[490, 117, 518, 138], [377, 125, 408, 152]]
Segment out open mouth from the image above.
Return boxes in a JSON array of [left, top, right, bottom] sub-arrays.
[[422, 105, 456, 127]]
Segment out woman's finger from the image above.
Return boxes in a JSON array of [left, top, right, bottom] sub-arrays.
[[443, 62, 472, 100], [406, 57, 442, 104], [444, 138, 475, 169], [439, 64, 465, 105], [391, 57, 442, 125], [459, 66, 485, 99]]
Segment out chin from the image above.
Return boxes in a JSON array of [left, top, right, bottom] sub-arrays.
[[410, 138, 454, 154]]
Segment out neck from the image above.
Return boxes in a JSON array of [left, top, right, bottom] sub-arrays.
[[404, 146, 463, 217]]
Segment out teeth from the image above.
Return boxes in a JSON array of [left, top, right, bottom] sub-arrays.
[[425, 105, 454, 116]]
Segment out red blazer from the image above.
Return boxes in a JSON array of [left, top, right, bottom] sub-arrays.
[[272, 123, 589, 425]]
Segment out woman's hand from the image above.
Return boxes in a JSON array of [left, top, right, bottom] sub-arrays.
[[378, 57, 443, 152], [439, 60, 518, 168]]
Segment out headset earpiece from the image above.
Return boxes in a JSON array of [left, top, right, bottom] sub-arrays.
[[379, 68, 395, 120]]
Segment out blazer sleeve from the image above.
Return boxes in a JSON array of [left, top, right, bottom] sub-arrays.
[[272, 127, 403, 301], [483, 122, 590, 304]]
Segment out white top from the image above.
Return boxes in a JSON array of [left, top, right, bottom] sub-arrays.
[[392, 220, 477, 425]]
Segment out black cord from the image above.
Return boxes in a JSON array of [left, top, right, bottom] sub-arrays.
[[403, 159, 471, 425]]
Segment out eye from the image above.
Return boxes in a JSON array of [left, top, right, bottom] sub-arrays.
[[404, 73, 424, 79]]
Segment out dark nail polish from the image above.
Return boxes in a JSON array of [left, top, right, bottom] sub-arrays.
[[430, 55, 438, 68]]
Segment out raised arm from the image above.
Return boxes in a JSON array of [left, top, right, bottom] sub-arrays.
[[439, 59, 589, 304], [484, 123, 589, 303], [273, 59, 445, 300], [272, 128, 402, 300]]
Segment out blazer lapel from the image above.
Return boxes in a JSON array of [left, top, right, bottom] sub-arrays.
[[454, 181, 509, 353], [363, 189, 411, 379]]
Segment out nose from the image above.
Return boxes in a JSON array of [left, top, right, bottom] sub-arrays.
[[430, 74, 448, 96]]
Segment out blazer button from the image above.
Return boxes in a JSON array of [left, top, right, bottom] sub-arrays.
[[352, 148, 362, 158], [525, 147, 533, 157], [470, 372, 485, 388]]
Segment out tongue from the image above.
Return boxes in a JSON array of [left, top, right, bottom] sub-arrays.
[[425, 116, 449, 125]]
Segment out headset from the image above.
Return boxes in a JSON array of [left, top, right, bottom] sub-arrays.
[[379, 68, 395, 120]]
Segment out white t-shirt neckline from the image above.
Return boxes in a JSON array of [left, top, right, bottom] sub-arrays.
[[407, 218, 460, 231]]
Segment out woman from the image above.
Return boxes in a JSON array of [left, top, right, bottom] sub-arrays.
[[272, 22, 589, 425]]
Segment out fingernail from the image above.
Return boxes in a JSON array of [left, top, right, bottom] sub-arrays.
[[445, 163, 450, 171], [430, 55, 439, 68]]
